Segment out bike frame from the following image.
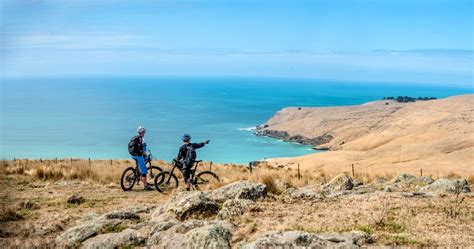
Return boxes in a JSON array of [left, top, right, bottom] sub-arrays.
[[164, 160, 201, 184]]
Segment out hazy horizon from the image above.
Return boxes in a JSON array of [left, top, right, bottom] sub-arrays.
[[1, 0, 473, 85]]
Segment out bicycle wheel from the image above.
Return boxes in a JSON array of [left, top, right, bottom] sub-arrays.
[[194, 171, 220, 190], [154, 171, 179, 193], [146, 166, 163, 185], [120, 167, 137, 191]]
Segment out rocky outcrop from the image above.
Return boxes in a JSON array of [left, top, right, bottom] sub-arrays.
[[420, 178, 471, 194], [56, 206, 150, 247], [152, 181, 267, 222], [55, 218, 122, 247], [209, 181, 267, 203], [322, 174, 356, 194], [147, 220, 233, 248], [82, 229, 141, 249], [240, 231, 372, 248], [217, 199, 257, 220], [384, 173, 435, 192], [255, 129, 333, 147], [154, 191, 220, 221], [284, 187, 323, 200]]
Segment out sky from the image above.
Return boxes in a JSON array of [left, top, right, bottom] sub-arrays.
[[0, 0, 473, 85]]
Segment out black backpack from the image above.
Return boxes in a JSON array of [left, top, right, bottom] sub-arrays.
[[128, 135, 142, 156], [184, 145, 197, 165]]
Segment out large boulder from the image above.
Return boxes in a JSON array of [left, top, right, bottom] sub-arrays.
[[317, 231, 374, 246], [81, 229, 141, 249], [322, 174, 355, 194], [420, 178, 470, 194], [284, 187, 323, 200], [385, 173, 434, 192], [209, 181, 267, 203], [147, 220, 233, 248], [55, 219, 121, 247], [217, 199, 257, 220], [152, 181, 266, 222], [56, 207, 146, 247], [154, 191, 220, 221], [186, 223, 232, 249], [240, 231, 372, 248]]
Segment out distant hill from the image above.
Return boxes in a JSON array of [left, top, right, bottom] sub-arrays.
[[256, 94, 474, 177]]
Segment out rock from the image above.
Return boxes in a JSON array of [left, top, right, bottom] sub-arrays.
[[255, 129, 333, 147], [210, 181, 267, 203], [102, 210, 140, 220], [317, 231, 374, 246], [275, 180, 292, 191], [67, 195, 84, 205], [147, 220, 233, 248], [186, 223, 232, 249], [285, 187, 323, 200], [351, 185, 377, 195], [386, 174, 435, 192], [81, 229, 141, 249], [391, 173, 417, 184], [218, 199, 256, 220], [55, 219, 121, 247], [19, 201, 40, 210], [323, 174, 355, 193], [155, 191, 220, 221], [420, 178, 471, 193], [241, 231, 372, 248]]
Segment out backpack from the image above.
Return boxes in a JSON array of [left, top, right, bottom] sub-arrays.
[[184, 145, 197, 165], [128, 135, 142, 156]]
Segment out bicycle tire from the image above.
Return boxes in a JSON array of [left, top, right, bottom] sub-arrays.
[[120, 167, 137, 191], [146, 166, 163, 185], [194, 171, 220, 188], [154, 171, 179, 193]]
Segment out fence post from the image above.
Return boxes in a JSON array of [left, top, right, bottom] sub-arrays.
[[420, 168, 423, 177], [248, 163, 252, 173], [55, 157, 58, 163], [110, 160, 113, 166], [351, 164, 355, 177], [209, 161, 213, 171], [297, 163, 301, 180]]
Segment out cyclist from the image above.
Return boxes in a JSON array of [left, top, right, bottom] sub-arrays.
[[128, 126, 153, 191], [176, 134, 210, 191]]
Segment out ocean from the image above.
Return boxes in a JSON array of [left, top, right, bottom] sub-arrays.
[[1, 77, 472, 164]]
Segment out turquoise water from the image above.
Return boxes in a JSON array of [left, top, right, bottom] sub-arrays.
[[1, 77, 472, 163]]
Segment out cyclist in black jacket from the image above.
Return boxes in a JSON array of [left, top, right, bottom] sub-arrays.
[[176, 134, 209, 190]]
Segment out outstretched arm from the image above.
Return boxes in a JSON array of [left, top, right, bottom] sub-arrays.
[[192, 140, 210, 149]]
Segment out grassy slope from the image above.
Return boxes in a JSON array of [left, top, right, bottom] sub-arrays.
[[261, 94, 474, 177]]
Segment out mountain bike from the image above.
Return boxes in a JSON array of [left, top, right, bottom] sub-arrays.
[[154, 159, 219, 193], [120, 150, 163, 191]]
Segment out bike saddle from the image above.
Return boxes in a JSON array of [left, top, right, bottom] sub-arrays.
[[195, 160, 202, 163]]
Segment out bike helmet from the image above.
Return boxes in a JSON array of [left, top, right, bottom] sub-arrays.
[[137, 126, 147, 133], [182, 134, 191, 142]]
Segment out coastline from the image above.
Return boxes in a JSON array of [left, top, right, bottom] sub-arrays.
[[252, 94, 474, 177]]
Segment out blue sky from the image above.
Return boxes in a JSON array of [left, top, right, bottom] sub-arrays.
[[1, 0, 473, 85]]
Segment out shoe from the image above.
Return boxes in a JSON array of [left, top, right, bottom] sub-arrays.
[[144, 184, 154, 191]]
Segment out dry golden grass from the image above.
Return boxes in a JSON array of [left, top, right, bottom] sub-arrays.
[[1, 159, 473, 247]]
